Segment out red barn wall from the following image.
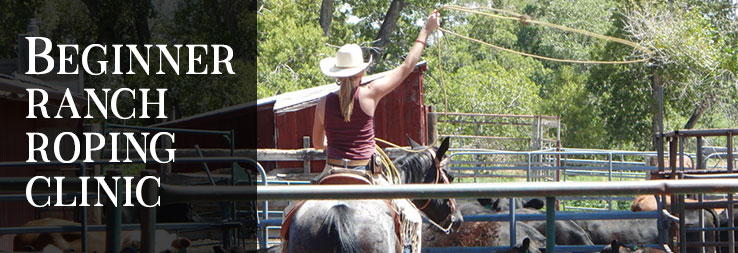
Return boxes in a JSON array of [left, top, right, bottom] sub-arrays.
[[0, 98, 84, 228], [272, 64, 428, 172]]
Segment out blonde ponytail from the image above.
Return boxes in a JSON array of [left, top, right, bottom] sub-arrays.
[[337, 75, 359, 122]]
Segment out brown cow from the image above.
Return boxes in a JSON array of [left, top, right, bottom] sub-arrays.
[[631, 194, 727, 214], [13, 218, 190, 252], [633, 155, 697, 212]]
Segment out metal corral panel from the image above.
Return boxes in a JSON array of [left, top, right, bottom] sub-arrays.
[[272, 63, 429, 172]]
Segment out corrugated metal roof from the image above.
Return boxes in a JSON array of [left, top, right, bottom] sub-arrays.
[[0, 73, 86, 103]]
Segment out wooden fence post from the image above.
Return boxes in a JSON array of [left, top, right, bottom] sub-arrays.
[[428, 108, 438, 145], [303, 136, 311, 174]]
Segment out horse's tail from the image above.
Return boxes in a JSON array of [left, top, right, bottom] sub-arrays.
[[319, 204, 360, 253]]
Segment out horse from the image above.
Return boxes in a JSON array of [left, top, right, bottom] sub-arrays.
[[281, 137, 460, 253]]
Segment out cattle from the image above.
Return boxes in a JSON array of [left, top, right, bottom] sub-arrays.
[[477, 198, 544, 212], [481, 198, 720, 252], [475, 198, 594, 246], [577, 208, 720, 253], [600, 240, 666, 253], [577, 208, 718, 248], [717, 208, 738, 253], [13, 218, 190, 253], [575, 218, 659, 245], [422, 201, 545, 252], [631, 194, 727, 213]]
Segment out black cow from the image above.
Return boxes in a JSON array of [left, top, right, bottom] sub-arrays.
[[717, 208, 737, 253], [482, 198, 719, 252], [575, 218, 659, 245], [475, 198, 594, 246], [600, 240, 665, 253], [478, 197, 544, 212], [578, 208, 718, 253]]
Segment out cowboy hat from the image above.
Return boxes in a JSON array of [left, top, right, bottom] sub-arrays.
[[320, 44, 372, 78]]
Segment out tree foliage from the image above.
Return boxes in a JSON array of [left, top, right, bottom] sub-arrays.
[[261, 0, 738, 150]]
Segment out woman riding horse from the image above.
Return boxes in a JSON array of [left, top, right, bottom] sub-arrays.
[[312, 10, 440, 175], [289, 11, 441, 253]]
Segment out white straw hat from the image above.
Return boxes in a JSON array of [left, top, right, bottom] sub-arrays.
[[320, 44, 372, 78]]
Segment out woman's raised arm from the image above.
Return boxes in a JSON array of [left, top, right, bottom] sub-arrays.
[[367, 11, 440, 101]]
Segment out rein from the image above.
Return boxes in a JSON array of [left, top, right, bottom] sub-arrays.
[[413, 149, 457, 234], [375, 140, 457, 234]]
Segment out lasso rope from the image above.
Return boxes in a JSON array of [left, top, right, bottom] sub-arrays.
[[375, 143, 402, 184], [434, 5, 653, 64], [372, 6, 651, 167], [431, 5, 654, 112], [374, 142, 457, 234], [376, 137, 433, 153]]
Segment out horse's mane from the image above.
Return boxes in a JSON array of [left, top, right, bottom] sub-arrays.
[[393, 148, 436, 184]]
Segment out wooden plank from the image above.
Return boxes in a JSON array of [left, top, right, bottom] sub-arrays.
[[102, 147, 415, 162], [256, 147, 412, 161]]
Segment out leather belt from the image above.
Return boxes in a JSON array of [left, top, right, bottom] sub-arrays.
[[326, 158, 371, 168]]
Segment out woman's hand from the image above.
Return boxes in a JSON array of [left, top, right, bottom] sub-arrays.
[[424, 10, 440, 33]]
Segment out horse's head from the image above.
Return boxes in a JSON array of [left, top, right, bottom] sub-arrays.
[[395, 137, 462, 232]]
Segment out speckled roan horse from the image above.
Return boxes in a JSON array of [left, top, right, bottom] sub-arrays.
[[283, 138, 462, 253]]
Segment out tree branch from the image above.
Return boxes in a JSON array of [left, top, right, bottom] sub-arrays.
[[319, 0, 334, 36]]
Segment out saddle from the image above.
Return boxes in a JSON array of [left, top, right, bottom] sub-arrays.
[[280, 172, 402, 247]]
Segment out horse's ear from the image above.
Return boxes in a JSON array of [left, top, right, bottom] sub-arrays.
[[477, 198, 492, 207], [435, 137, 450, 158], [492, 198, 502, 211], [518, 237, 530, 252], [406, 134, 421, 149], [610, 240, 621, 249]]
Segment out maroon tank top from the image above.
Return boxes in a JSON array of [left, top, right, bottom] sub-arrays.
[[324, 89, 375, 160]]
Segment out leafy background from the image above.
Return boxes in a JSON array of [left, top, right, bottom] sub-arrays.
[[258, 0, 737, 151]]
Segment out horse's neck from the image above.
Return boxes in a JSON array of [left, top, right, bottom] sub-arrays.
[[398, 156, 432, 184]]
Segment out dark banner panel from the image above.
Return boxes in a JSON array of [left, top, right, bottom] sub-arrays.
[[0, 0, 256, 252]]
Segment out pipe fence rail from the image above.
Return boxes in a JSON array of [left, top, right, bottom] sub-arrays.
[[258, 180, 738, 252], [253, 144, 737, 251], [446, 149, 698, 211], [256, 180, 738, 200]]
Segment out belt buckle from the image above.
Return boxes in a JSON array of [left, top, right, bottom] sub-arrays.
[[342, 158, 350, 168]]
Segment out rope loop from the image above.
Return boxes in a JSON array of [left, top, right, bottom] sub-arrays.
[[430, 5, 653, 112], [433, 5, 653, 64]]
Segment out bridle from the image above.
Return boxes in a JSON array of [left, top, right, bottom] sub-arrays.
[[414, 149, 457, 234]]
